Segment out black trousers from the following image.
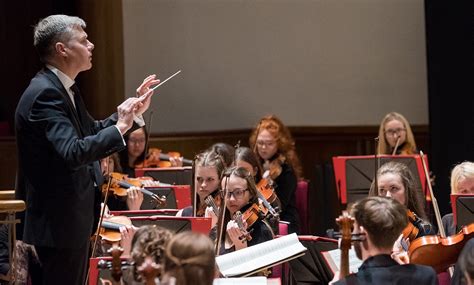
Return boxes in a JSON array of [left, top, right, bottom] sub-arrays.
[[32, 243, 90, 285]]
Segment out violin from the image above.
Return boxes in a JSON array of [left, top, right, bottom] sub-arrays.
[[262, 154, 285, 180], [137, 148, 192, 168], [334, 211, 365, 278], [199, 191, 222, 217], [234, 211, 253, 242], [336, 211, 355, 278], [256, 171, 280, 218], [103, 172, 166, 206], [402, 210, 420, 241], [409, 223, 474, 272], [96, 215, 133, 243]]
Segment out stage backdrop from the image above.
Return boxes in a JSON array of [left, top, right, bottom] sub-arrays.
[[122, 0, 427, 133]]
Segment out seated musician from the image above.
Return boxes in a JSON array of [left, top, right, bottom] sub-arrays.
[[249, 115, 302, 234], [178, 150, 226, 218], [442, 161, 474, 236], [369, 161, 435, 238], [118, 127, 183, 178], [100, 153, 144, 211], [161, 231, 215, 285], [234, 146, 280, 233], [377, 112, 418, 155], [216, 166, 274, 255], [121, 225, 173, 284], [332, 196, 437, 285], [207, 142, 235, 167]]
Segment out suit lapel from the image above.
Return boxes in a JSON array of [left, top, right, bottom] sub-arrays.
[[41, 69, 86, 137]]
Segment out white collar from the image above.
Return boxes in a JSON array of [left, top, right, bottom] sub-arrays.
[[46, 64, 75, 91]]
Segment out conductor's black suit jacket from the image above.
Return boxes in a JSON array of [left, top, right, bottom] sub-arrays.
[[15, 68, 126, 249]]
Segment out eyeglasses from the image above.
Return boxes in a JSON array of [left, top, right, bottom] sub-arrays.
[[256, 140, 276, 148], [384, 128, 406, 136], [222, 189, 249, 199], [128, 138, 146, 145]]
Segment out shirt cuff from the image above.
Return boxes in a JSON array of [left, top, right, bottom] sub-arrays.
[[113, 125, 126, 146], [134, 115, 145, 127]]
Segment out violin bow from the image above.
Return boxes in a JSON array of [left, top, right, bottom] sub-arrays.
[[85, 175, 114, 285], [374, 137, 379, 191], [392, 136, 401, 155], [419, 150, 453, 276], [215, 175, 229, 256], [192, 155, 197, 217]]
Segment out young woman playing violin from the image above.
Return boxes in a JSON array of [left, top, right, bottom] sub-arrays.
[[234, 146, 281, 233], [442, 161, 474, 236], [249, 115, 302, 234], [118, 127, 183, 178], [217, 166, 274, 255], [178, 150, 226, 217], [377, 112, 418, 155], [369, 161, 434, 238], [101, 153, 144, 211]]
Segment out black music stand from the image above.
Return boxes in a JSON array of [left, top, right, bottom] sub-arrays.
[[135, 167, 193, 185], [287, 236, 338, 285], [140, 187, 177, 210], [455, 196, 474, 231], [333, 155, 427, 204]]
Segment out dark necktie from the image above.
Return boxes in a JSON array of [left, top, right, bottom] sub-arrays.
[[70, 84, 104, 186], [70, 83, 85, 125]]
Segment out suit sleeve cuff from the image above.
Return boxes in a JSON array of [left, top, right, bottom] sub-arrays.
[[113, 125, 126, 146]]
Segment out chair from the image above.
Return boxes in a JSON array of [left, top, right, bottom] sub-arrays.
[[272, 221, 290, 281], [295, 180, 309, 234]]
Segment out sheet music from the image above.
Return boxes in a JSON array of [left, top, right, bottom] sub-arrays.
[[321, 247, 362, 274], [216, 233, 307, 277]]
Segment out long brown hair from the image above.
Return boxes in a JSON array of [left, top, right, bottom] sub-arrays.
[[249, 115, 302, 179], [369, 161, 427, 219]]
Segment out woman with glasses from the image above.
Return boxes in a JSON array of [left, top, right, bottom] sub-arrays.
[[217, 166, 274, 254], [377, 112, 418, 155], [249, 115, 302, 234], [119, 127, 149, 177]]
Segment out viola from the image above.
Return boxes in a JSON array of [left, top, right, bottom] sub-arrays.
[[103, 172, 166, 206], [409, 222, 474, 273]]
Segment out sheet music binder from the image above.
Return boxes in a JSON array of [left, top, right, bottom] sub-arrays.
[[333, 155, 429, 204]]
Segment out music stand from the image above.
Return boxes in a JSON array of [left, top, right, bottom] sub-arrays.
[[140, 185, 191, 210], [135, 167, 193, 185], [107, 212, 211, 235], [333, 155, 429, 204], [286, 236, 338, 285], [451, 194, 474, 231]]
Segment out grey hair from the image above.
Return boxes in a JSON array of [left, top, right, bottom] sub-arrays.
[[33, 14, 86, 63]]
